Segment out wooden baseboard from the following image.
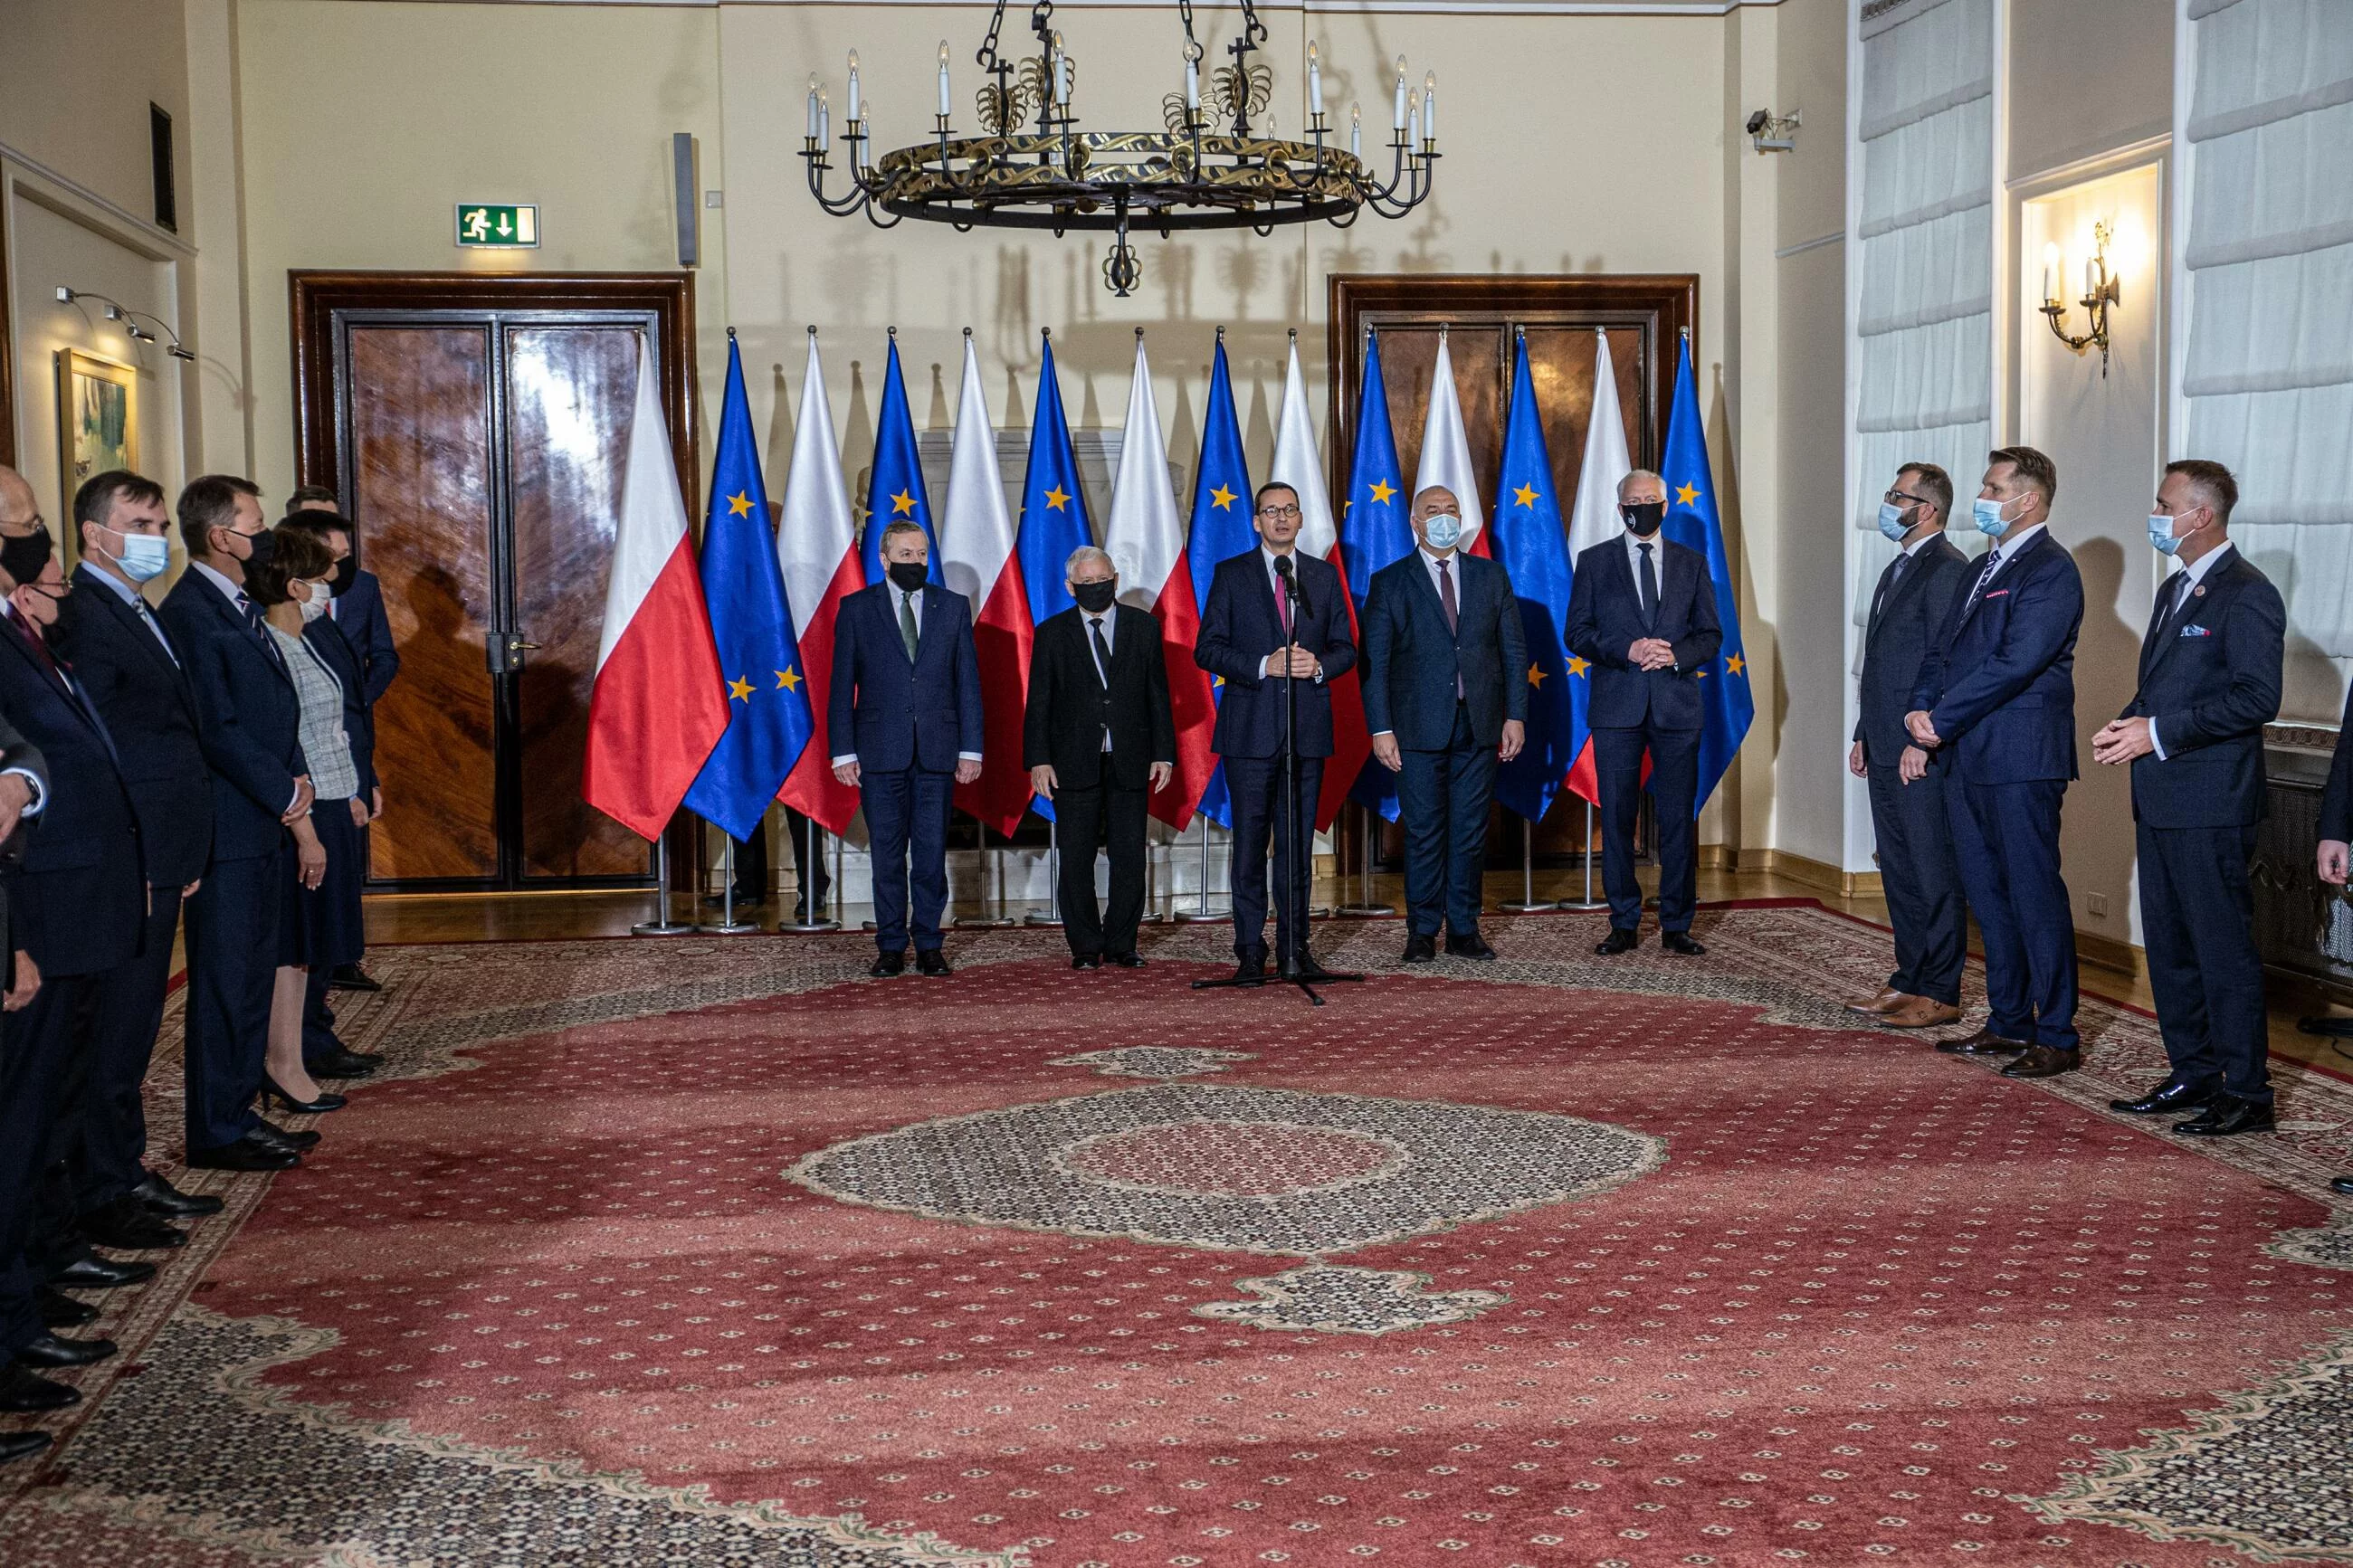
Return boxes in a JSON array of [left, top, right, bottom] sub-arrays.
[[2074, 928, 2142, 977], [1702, 845, 1883, 898]]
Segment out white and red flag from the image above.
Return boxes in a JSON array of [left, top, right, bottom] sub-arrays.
[[939, 331, 1035, 836], [1416, 328, 1490, 556], [774, 329, 865, 832], [1271, 334, 1367, 831]]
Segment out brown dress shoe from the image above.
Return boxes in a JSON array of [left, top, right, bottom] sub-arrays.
[[1879, 997, 1963, 1029], [1935, 1026, 2029, 1056], [1844, 988, 1911, 1016], [1999, 1045, 2080, 1079]]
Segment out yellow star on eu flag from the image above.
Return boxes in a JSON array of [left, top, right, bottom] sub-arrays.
[[776, 667, 803, 692], [1043, 485, 1070, 512], [727, 491, 755, 518], [1675, 482, 1699, 508], [1567, 655, 1590, 678], [1213, 674, 1226, 689], [1210, 485, 1237, 511], [1527, 663, 1546, 688], [1726, 653, 1744, 677], [728, 675, 755, 701], [891, 489, 917, 517], [1513, 482, 1539, 508], [1367, 479, 1396, 505]]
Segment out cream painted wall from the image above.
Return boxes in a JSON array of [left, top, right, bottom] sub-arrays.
[[232, 0, 728, 493], [2016, 160, 2165, 951], [0, 0, 191, 225], [2008, 0, 2171, 183]]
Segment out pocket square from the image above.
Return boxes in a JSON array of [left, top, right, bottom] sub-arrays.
[[1985, 589, 2010, 599], [2179, 622, 2212, 638]]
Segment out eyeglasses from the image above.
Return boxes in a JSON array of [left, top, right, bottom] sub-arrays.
[[1257, 504, 1302, 521], [1881, 489, 1928, 508]]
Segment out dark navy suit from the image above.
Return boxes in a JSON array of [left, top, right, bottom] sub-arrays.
[[0, 717, 44, 1356], [328, 566, 400, 705], [1195, 548, 1357, 963], [1853, 535, 1971, 1005], [54, 565, 214, 1212], [2120, 546, 2282, 1102], [159, 565, 307, 1153], [1910, 527, 2084, 1051], [1362, 548, 1527, 939], [0, 607, 144, 1357], [1565, 532, 1722, 934], [828, 581, 983, 952]]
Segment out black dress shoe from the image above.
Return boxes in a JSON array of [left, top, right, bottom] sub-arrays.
[[2000, 1045, 2081, 1079], [0, 1364, 78, 1412], [1445, 933, 1499, 961], [1232, 951, 1267, 982], [1292, 952, 1337, 982], [1071, 954, 1102, 970], [134, 1173, 223, 1217], [1661, 931, 1706, 956], [80, 1197, 186, 1251], [310, 1049, 379, 1079], [870, 949, 906, 978], [1105, 951, 1146, 968], [915, 949, 952, 977], [263, 1078, 348, 1115], [2173, 1095, 2275, 1136], [2111, 1079, 2220, 1116], [1594, 927, 1639, 956], [14, 1332, 116, 1369], [39, 1288, 97, 1328], [251, 1121, 320, 1153], [49, 1256, 154, 1290], [186, 1134, 300, 1172], [1402, 932, 1437, 964], [0, 1430, 52, 1465], [328, 962, 383, 993], [1936, 1027, 2030, 1056], [2333, 1174, 2353, 1196]]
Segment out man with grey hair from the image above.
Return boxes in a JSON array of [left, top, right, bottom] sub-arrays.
[[1024, 545, 1175, 967]]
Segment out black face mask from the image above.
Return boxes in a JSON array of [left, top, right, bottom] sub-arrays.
[[232, 526, 278, 573], [329, 556, 357, 597], [886, 561, 929, 594], [0, 528, 54, 587], [1620, 500, 1665, 537], [1072, 581, 1118, 614]]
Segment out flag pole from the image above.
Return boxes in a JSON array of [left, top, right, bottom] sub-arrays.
[[1025, 819, 1065, 927], [1337, 803, 1395, 916], [1558, 797, 1609, 911], [1173, 812, 1229, 921], [632, 831, 696, 936], [700, 838, 761, 934], [1502, 811, 1549, 912], [957, 820, 1015, 928], [779, 814, 840, 933]]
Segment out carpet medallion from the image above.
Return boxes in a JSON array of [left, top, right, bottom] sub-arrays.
[[2, 905, 2349, 1568]]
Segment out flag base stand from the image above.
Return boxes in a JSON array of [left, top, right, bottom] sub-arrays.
[[632, 837, 696, 936], [1336, 904, 1398, 917], [1022, 825, 1065, 927], [1337, 807, 1397, 916], [697, 842, 765, 935], [1173, 819, 1229, 921], [955, 822, 1017, 928], [1501, 818, 1553, 912], [1557, 800, 1611, 910], [777, 823, 843, 933]]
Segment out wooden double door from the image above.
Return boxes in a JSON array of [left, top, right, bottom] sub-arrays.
[[291, 272, 698, 889]]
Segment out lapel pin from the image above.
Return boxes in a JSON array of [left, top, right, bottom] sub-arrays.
[[2193, 584, 2206, 596]]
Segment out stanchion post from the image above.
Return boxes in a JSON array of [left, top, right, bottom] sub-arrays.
[[700, 839, 761, 934], [632, 832, 696, 936], [1557, 796, 1610, 911], [1502, 812, 1550, 912]]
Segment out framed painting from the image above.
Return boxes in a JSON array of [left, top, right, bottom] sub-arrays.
[[55, 347, 139, 565]]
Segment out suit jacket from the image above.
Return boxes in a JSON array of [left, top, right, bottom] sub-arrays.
[[1362, 549, 1529, 750], [303, 614, 377, 800], [1194, 549, 1357, 760], [55, 564, 215, 887], [1565, 534, 1722, 732], [1024, 603, 1176, 789], [0, 612, 145, 977], [0, 710, 48, 965], [2120, 547, 2282, 830], [1909, 527, 2082, 785], [828, 581, 985, 774], [329, 568, 399, 706], [157, 568, 309, 861], [1853, 535, 1971, 767], [2320, 687, 2353, 844]]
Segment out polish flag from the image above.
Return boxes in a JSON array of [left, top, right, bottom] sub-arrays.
[[1272, 335, 1366, 831], [1102, 333, 1213, 830], [584, 337, 728, 840], [775, 330, 864, 833], [1565, 327, 1634, 804], [1416, 328, 1490, 557], [939, 332, 1035, 836]]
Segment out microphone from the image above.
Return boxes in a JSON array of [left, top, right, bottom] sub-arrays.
[[1272, 552, 1310, 616]]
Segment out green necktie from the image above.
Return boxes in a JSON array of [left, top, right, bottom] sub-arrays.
[[899, 589, 919, 660]]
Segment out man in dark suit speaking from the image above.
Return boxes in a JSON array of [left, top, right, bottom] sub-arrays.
[[1904, 446, 2084, 1079], [1195, 482, 1357, 981], [1025, 546, 1175, 970], [1567, 469, 1722, 956], [1847, 462, 1970, 1030], [830, 519, 984, 978], [2094, 460, 2282, 1136], [1363, 484, 1526, 964]]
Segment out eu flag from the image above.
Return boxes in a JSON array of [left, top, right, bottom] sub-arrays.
[[1186, 337, 1256, 831], [1017, 333, 1094, 822], [1659, 332, 1753, 812], [1338, 331, 1412, 821], [864, 335, 943, 586], [1487, 333, 1577, 823], [681, 334, 816, 839]]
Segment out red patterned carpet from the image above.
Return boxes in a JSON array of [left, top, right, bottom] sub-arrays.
[[3, 904, 2350, 1567]]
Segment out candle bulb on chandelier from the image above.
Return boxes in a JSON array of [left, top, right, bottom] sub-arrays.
[[2084, 254, 2096, 300], [806, 75, 820, 139], [1350, 102, 1361, 157], [1393, 55, 1408, 130], [1423, 71, 1437, 143], [1308, 41, 1323, 118], [1406, 90, 1421, 150], [817, 88, 830, 152], [846, 50, 861, 121], [938, 42, 952, 119]]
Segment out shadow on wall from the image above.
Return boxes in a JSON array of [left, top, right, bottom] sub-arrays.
[[2241, 541, 2347, 725]]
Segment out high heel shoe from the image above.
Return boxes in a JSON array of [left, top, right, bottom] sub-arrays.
[[262, 1077, 348, 1115]]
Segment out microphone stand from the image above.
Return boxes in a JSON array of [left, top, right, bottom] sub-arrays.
[[1193, 553, 1361, 1006]]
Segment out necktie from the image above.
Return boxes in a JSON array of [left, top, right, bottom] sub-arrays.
[[899, 590, 919, 660], [1437, 557, 1464, 698], [239, 594, 292, 679], [1637, 543, 1658, 624], [138, 600, 179, 666], [1961, 548, 2004, 616], [1867, 552, 1907, 631], [8, 610, 63, 687], [1088, 616, 1112, 688]]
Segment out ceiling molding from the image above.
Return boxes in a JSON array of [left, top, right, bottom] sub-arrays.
[[348, 0, 1782, 12]]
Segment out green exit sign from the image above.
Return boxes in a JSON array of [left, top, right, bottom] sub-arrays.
[[455, 203, 538, 248]]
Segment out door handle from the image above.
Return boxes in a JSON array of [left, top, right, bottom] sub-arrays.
[[512, 639, 541, 651]]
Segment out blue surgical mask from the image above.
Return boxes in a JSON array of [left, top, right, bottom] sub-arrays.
[[1423, 513, 1462, 551], [1876, 501, 1914, 542], [1971, 496, 2017, 537], [108, 528, 171, 583], [2148, 512, 2182, 556]]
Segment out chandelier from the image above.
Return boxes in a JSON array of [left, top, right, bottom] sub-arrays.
[[800, 0, 1440, 297]]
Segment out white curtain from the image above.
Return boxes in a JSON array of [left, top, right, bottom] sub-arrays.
[[1853, 0, 1997, 630], [2181, 0, 2353, 709]]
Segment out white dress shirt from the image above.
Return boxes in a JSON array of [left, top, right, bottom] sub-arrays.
[[1258, 545, 1324, 682], [84, 560, 178, 664], [832, 584, 986, 766], [1370, 547, 1464, 739], [2147, 540, 2236, 762]]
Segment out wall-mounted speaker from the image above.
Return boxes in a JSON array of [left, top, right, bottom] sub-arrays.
[[672, 132, 699, 268]]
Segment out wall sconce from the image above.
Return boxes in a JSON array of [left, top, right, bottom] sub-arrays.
[[2039, 220, 2120, 377], [54, 286, 196, 362]]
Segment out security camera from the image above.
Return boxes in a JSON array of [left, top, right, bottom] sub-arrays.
[[1747, 108, 1798, 154], [1745, 109, 1771, 136]]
